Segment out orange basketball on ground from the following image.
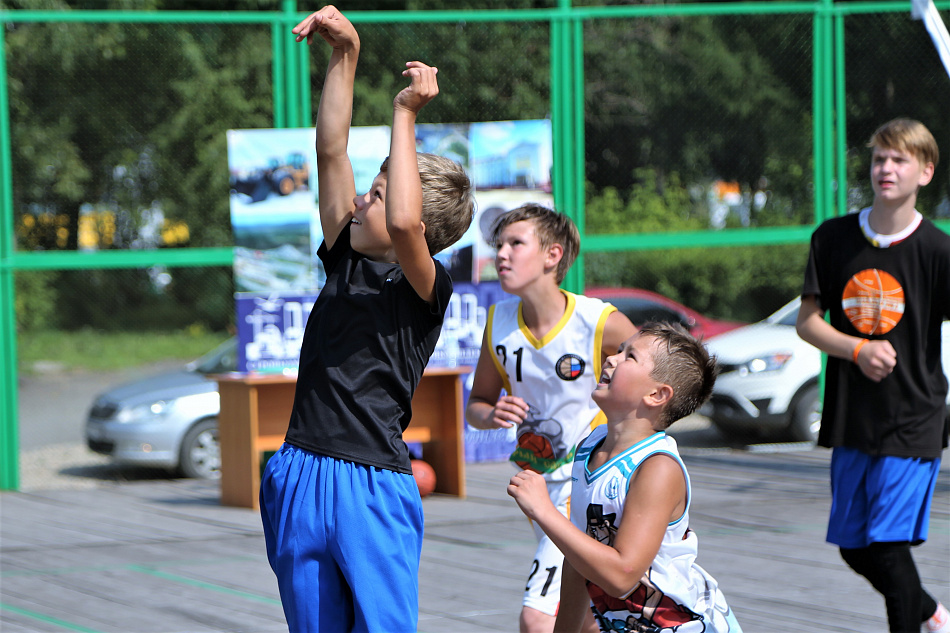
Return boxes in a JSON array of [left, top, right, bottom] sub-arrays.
[[411, 459, 437, 498]]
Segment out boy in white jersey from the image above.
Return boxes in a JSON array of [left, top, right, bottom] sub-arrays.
[[508, 322, 743, 633], [466, 203, 636, 633]]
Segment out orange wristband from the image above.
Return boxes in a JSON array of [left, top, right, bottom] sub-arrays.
[[852, 339, 868, 363]]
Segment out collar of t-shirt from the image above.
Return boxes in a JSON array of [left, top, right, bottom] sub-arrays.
[[858, 206, 922, 248]]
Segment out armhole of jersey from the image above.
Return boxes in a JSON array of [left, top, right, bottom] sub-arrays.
[[592, 304, 616, 380], [624, 449, 690, 526], [486, 304, 513, 394], [671, 453, 690, 526]]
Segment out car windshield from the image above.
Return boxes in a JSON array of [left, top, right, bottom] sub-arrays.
[[188, 338, 238, 375], [776, 308, 799, 327]]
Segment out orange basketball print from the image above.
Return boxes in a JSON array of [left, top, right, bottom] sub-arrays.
[[518, 432, 555, 459], [842, 269, 904, 335], [514, 432, 555, 471]]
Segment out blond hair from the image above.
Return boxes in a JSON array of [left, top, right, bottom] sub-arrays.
[[867, 118, 939, 168], [488, 204, 580, 284], [379, 153, 475, 256], [639, 322, 719, 429]]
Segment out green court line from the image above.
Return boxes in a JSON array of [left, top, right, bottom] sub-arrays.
[[128, 565, 282, 606], [0, 603, 106, 633]]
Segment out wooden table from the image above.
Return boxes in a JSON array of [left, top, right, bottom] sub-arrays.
[[214, 366, 470, 509]]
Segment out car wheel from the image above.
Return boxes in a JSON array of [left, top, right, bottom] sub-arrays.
[[787, 384, 821, 443], [179, 418, 221, 480]]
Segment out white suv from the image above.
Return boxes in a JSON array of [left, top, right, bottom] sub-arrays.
[[700, 297, 950, 443]]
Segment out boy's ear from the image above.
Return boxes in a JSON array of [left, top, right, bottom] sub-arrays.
[[646, 384, 673, 408], [918, 161, 935, 187], [544, 242, 564, 271]]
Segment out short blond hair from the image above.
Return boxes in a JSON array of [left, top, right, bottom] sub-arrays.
[[488, 204, 580, 284], [867, 118, 939, 168], [639, 322, 719, 429], [379, 153, 475, 255]]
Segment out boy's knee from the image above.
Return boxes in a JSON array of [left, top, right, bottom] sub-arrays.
[[839, 546, 874, 577]]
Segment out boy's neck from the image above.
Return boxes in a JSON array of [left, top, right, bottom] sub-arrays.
[[519, 286, 569, 339], [590, 415, 662, 469], [868, 199, 918, 235]]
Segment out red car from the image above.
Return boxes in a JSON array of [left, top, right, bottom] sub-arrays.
[[586, 287, 744, 341]]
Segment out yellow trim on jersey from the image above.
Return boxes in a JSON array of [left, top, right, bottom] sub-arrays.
[[486, 304, 513, 394], [588, 409, 608, 432], [592, 303, 615, 382], [517, 289, 577, 349], [588, 303, 614, 435]]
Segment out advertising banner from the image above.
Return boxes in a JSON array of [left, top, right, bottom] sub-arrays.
[[226, 120, 553, 461]]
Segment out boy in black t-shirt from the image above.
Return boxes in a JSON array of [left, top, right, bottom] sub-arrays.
[[797, 118, 950, 633], [259, 6, 475, 632]]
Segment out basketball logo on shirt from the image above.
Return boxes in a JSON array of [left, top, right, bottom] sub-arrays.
[[555, 353, 585, 381], [842, 269, 904, 335]]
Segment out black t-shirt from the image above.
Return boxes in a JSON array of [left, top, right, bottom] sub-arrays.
[[284, 223, 453, 473], [802, 212, 950, 458]]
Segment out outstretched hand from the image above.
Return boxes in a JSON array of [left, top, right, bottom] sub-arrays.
[[394, 61, 440, 114], [292, 5, 359, 49]]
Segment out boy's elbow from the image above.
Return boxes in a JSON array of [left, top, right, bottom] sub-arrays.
[[387, 217, 424, 240], [602, 577, 640, 600], [599, 562, 646, 598]]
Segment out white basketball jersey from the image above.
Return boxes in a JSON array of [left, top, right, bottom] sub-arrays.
[[488, 291, 614, 482], [571, 426, 742, 633]]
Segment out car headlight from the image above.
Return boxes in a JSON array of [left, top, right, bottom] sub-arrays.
[[115, 400, 174, 423], [739, 352, 792, 375]]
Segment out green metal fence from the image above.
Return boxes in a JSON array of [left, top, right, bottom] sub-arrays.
[[2, 0, 949, 491]]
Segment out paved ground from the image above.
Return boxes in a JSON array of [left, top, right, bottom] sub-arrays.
[[3, 449, 949, 632], [5, 364, 949, 631]]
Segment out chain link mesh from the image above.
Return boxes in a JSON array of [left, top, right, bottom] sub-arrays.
[[7, 6, 950, 482]]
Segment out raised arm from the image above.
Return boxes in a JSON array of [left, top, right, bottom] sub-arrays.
[[387, 61, 440, 303], [796, 294, 896, 382], [293, 6, 359, 249]]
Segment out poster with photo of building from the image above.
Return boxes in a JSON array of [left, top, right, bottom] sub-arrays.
[[227, 127, 390, 295], [225, 120, 552, 379], [469, 120, 554, 282]]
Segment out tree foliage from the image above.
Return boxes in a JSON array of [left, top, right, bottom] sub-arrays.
[[4, 0, 949, 330]]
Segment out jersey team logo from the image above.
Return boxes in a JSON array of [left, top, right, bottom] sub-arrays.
[[555, 353, 585, 381], [842, 269, 905, 335]]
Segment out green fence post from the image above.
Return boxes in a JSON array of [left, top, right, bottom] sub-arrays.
[[272, 19, 287, 129], [834, 12, 848, 217], [567, 14, 585, 295], [550, 11, 566, 222], [282, 0, 301, 129], [0, 25, 20, 491], [551, 0, 584, 295], [813, 0, 836, 223], [298, 30, 312, 128]]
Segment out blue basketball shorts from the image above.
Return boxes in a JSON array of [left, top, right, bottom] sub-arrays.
[[827, 446, 941, 549], [260, 444, 424, 633]]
